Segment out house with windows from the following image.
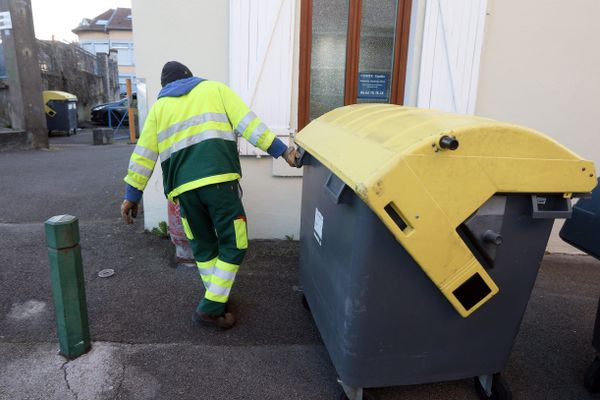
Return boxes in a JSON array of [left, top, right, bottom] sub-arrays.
[[130, 0, 600, 252], [72, 8, 135, 94]]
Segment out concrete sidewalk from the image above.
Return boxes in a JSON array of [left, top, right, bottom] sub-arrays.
[[1, 130, 599, 399]]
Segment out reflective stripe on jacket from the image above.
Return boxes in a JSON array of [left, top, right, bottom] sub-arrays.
[[124, 79, 278, 200]]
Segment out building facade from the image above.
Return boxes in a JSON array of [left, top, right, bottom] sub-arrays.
[[73, 7, 135, 94], [131, 0, 600, 252]]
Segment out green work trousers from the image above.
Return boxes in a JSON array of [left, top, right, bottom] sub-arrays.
[[177, 180, 248, 316]]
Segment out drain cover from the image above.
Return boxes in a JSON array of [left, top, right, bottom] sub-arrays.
[[98, 269, 115, 278]]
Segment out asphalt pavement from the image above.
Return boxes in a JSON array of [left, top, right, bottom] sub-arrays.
[[1, 129, 599, 400]]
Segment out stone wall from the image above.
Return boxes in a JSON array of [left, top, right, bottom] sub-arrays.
[[0, 80, 10, 128], [0, 40, 119, 125], [37, 40, 120, 122], [0, 47, 8, 127]]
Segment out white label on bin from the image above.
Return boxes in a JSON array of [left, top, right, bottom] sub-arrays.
[[314, 208, 323, 246]]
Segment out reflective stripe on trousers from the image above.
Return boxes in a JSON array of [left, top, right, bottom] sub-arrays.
[[204, 259, 240, 303], [197, 257, 217, 289]]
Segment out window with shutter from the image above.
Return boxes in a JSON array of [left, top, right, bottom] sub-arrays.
[[229, 0, 297, 156], [416, 0, 488, 115]]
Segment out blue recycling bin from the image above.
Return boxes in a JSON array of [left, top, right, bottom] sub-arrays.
[[560, 179, 600, 259], [560, 178, 600, 392]]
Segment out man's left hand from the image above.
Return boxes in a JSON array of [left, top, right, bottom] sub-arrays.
[[121, 200, 138, 224]]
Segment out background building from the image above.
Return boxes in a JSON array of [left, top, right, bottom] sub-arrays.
[[131, 0, 600, 252], [73, 7, 135, 94], [0, 43, 6, 79]]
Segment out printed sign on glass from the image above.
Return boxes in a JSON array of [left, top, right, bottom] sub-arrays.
[[358, 72, 389, 100]]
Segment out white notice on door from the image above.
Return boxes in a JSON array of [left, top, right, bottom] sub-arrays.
[[314, 208, 323, 246]]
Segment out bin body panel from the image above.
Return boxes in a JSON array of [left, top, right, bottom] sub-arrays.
[[300, 157, 554, 388], [560, 179, 600, 260], [46, 100, 78, 132]]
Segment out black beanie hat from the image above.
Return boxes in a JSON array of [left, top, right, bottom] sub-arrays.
[[161, 61, 193, 87]]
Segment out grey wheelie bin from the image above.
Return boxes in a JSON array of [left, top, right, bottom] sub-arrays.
[[294, 104, 597, 400], [560, 178, 600, 393], [43, 90, 78, 135]]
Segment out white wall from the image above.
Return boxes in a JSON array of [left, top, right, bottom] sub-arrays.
[[131, 0, 230, 229], [131, 0, 230, 99], [130, 0, 302, 239], [475, 0, 600, 252], [240, 157, 301, 239]]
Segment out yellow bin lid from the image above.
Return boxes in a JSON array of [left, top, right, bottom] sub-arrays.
[[296, 104, 597, 317], [43, 90, 77, 102]]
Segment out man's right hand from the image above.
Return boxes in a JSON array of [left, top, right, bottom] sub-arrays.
[[121, 200, 138, 224]]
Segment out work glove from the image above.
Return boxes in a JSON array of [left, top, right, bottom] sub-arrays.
[[283, 146, 299, 167], [121, 200, 138, 224]]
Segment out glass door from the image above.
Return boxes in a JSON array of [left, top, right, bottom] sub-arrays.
[[309, 0, 350, 120], [356, 0, 397, 103], [299, 0, 412, 129]]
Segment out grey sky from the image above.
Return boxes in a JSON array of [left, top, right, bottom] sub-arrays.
[[31, 0, 132, 42]]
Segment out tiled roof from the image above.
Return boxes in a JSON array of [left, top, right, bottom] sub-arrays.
[[72, 8, 132, 33]]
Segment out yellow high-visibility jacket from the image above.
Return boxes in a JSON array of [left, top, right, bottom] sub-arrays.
[[124, 77, 286, 200]]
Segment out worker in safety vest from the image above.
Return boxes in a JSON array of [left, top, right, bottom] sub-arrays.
[[120, 61, 298, 330]]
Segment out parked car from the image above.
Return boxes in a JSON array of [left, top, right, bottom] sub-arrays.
[[90, 94, 136, 126]]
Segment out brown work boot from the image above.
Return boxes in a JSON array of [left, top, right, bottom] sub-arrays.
[[192, 311, 236, 330]]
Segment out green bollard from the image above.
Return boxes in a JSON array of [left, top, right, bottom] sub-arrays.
[[45, 215, 91, 359]]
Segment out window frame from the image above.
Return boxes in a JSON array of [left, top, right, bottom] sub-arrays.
[[111, 41, 135, 66], [298, 0, 412, 129], [80, 40, 110, 55]]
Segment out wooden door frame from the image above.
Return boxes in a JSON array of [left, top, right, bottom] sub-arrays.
[[344, 0, 363, 105], [298, 0, 413, 130], [298, 0, 313, 130], [390, 0, 413, 104]]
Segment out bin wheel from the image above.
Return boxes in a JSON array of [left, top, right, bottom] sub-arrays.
[[474, 374, 512, 400], [339, 389, 378, 400], [301, 295, 310, 311], [584, 357, 600, 393]]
